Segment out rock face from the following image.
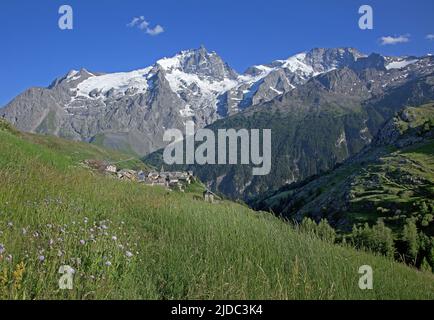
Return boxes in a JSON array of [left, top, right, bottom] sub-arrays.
[[1, 47, 366, 155]]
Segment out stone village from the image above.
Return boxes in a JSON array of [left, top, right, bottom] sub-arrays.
[[82, 159, 217, 203]]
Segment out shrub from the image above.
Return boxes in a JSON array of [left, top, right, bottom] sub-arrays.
[[317, 219, 336, 244], [350, 221, 395, 258], [298, 218, 336, 244], [402, 219, 419, 263]]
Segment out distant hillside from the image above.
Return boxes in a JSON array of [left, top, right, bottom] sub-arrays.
[[0, 119, 433, 299], [252, 104, 434, 270], [0, 118, 150, 171]]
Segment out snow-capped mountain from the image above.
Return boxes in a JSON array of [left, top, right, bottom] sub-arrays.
[[223, 47, 365, 114], [62, 47, 364, 121], [165, 52, 434, 200], [2, 46, 432, 156]]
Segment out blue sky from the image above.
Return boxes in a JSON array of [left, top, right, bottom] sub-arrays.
[[1, 0, 433, 106]]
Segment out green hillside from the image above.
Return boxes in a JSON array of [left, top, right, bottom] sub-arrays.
[[0, 119, 433, 299], [253, 104, 434, 271], [0, 120, 149, 171]]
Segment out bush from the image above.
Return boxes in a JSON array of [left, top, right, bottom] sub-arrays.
[[402, 219, 419, 263], [317, 219, 336, 244], [299, 217, 317, 235], [298, 218, 336, 244], [350, 221, 395, 258], [421, 258, 432, 273]]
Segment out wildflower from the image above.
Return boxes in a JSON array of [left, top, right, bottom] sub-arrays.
[[33, 232, 39, 238], [105, 261, 112, 267], [13, 262, 25, 290], [7, 222, 13, 228], [49, 239, 55, 246], [0, 244, 5, 254], [6, 254, 13, 262], [38, 255, 45, 262], [118, 244, 124, 250], [125, 251, 134, 258], [79, 240, 86, 245], [111, 236, 117, 241]]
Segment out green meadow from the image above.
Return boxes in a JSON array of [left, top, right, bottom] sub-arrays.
[[0, 120, 433, 299]]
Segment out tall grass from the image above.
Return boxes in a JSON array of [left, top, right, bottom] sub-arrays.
[[0, 128, 433, 299]]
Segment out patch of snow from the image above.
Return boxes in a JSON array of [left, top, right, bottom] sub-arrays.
[[359, 127, 371, 143], [180, 104, 194, 117], [335, 131, 347, 148], [164, 68, 238, 95], [281, 53, 316, 76], [67, 70, 79, 79], [270, 87, 283, 95], [385, 59, 419, 70], [75, 67, 153, 98]]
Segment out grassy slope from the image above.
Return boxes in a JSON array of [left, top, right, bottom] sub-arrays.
[[253, 105, 434, 227], [0, 121, 433, 299], [21, 132, 149, 171]]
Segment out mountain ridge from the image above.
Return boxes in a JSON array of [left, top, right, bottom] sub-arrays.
[[1, 46, 374, 156]]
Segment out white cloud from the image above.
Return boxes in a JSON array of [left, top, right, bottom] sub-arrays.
[[380, 34, 410, 45], [138, 20, 150, 30], [127, 17, 141, 27], [146, 25, 164, 36], [426, 34, 434, 41], [126, 16, 164, 36]]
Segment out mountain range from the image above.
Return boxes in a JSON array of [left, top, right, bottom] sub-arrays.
[[145, 49, 434, 200], [0, 46, 368, 155], [2, 47, 434, 200]]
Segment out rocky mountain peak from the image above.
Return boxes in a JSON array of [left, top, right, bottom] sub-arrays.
[[305, 47, 366, 73], [156, 46, 238, 81], [351, 53, 387, 72], [49, 68, 96, 89]]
